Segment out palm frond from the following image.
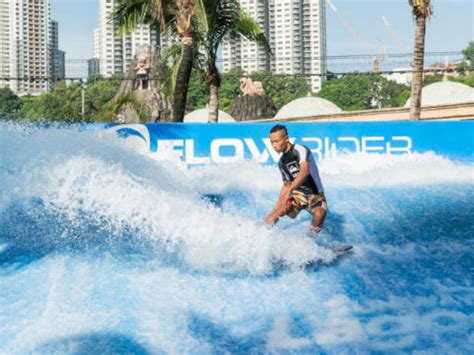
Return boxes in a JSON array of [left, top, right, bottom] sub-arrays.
[[231, 10, 272, 55], [112, 0, 172, 35], [409, 0, 433, 18], [193, 0, 210, 34], [160, 44, 182, 96], [207, 0, 239, 50], [113, 93, 149, 122]]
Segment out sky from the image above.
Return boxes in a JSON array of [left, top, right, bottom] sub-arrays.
[[52, 0, 473, 76]]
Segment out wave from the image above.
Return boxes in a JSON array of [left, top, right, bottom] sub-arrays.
[[1, 123, 473, 274]]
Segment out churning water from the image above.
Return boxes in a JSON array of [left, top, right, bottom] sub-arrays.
[[1, 122, 473, 353]]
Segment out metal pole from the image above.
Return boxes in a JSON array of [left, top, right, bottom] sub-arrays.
[[81, 86, 85, 118]]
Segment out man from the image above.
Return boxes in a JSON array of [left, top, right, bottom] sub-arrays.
[[264, 124, 327, 236]]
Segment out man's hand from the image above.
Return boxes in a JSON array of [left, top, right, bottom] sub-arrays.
[[264, 181, 293, 226], [264, 214, 278, 225]]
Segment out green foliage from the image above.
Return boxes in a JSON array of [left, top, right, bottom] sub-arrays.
[[187, 70, 210, 109], [1, 79, 120, 123], [422, 74, 443, 87], [317, 74, 410, 111], [251, 71, 309, 110], [450, 72, 474, 87], [185, 68, 311, 112], [103, 93, 151, 123], [219, 68, 245, 111], [85, 78, 122, 119], [461, 41, 474, 70], [0, 88, 21, 119]]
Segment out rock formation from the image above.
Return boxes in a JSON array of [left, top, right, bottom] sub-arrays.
[[113, 47, 171, 123], [229, 77, 276, 121]]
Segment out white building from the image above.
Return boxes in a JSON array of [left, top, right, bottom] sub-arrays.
[[222, 0, 270, 74], [222, 0, 327, 93], [0, 0, 10, 90], [93, 28, 100, 59], [0, 0, 52, 94], [97, 0, 158, 78]]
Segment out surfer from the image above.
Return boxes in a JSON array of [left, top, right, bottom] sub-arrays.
[[264, 124, 327, 237]]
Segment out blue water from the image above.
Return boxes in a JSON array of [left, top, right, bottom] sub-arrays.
[[1, 122, 473, 354]]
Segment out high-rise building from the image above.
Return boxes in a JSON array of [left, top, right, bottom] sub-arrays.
[[0, 0, 52, 94], [222, 0, 270, 74], [97, 0, 158, 78], [88, 58, 100, 77], [50, 20, 65, 82], [0, 0, 10, 90], [53, 49, 65, 80], [222, 0, 327, 92], [93, 28, 100, 59], [88, 28, 101, 77]]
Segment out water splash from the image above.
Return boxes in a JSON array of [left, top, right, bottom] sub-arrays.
[[1, 122, 473, 353]]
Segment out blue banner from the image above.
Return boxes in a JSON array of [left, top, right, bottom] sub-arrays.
[[106, 121, 474, 165]]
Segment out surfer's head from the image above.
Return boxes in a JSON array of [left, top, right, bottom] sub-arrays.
[[270, 125, 290, 153]]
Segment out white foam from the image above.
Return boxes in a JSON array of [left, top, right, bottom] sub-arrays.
[[320, 152, 474, 187], [16, 156, 335, 274], [2, 123, 474, 352], [2, 123, 473, 274]]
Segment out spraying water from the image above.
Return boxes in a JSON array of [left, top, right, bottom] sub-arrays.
[[1, 122, 473, 353]]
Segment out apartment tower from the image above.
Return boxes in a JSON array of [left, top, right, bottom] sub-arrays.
[[222, 0, 327, 92], [50, 20, 65, 82], [0, 0, 52, 94], [97, 0, 158, 78]]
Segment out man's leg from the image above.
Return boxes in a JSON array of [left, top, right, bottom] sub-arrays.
[[307, 206, 327, 237], [312, 207, 327, 229]]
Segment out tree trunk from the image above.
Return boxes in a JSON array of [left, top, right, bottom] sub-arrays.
[[207, 59, 220, 123], [171, 36, 194, 122], [208, 84, 219, 123], [409, 15, 426, 121]]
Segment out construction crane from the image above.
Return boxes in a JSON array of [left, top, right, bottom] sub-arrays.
[[381, 16, 408, 54], [325, 0, 393, 73], [325, 0, 374, 54]]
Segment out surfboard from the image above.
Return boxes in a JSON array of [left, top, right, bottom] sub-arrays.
[[329, 244, 353, 255]]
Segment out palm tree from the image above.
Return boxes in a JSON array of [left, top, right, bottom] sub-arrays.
[[408, 0, 432, 120], [113, 0, 202, 122], [194, 0, 271, 122]]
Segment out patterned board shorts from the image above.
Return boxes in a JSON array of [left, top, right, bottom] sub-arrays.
[[286, 190, 327, 219]]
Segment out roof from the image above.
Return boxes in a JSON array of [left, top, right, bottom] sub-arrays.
[[275, 97, 343, 119], [405, 81, 474, 107], [184, 108, 235, 123]]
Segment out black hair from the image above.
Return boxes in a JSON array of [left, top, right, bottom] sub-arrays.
[[270, 124, 288, 135]]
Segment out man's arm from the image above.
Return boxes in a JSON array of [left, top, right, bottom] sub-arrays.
[[264, 181, 292, 225], [276, 161, 309, 210], [263, 161, 310, 225], [287, 160, 309, 193]]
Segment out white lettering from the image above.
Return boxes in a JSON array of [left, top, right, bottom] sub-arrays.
[[302, 138, 323, 161], [387, 136, 412, 154], [245, 138, 270, 163], [337, 137, 361, 154], [185, 139, 210, 164], [157, 139, 184, 159], [325, 137, 337, 158], [153, 135, 413, 165], [362, 136, 385, 154], [210, 139, 244, 163]]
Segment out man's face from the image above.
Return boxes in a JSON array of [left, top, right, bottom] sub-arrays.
[[270, 130, 289, 153]]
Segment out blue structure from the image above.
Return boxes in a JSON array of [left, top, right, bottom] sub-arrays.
[[1, 121, 473, 353], [108, 121, 474, 164]]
